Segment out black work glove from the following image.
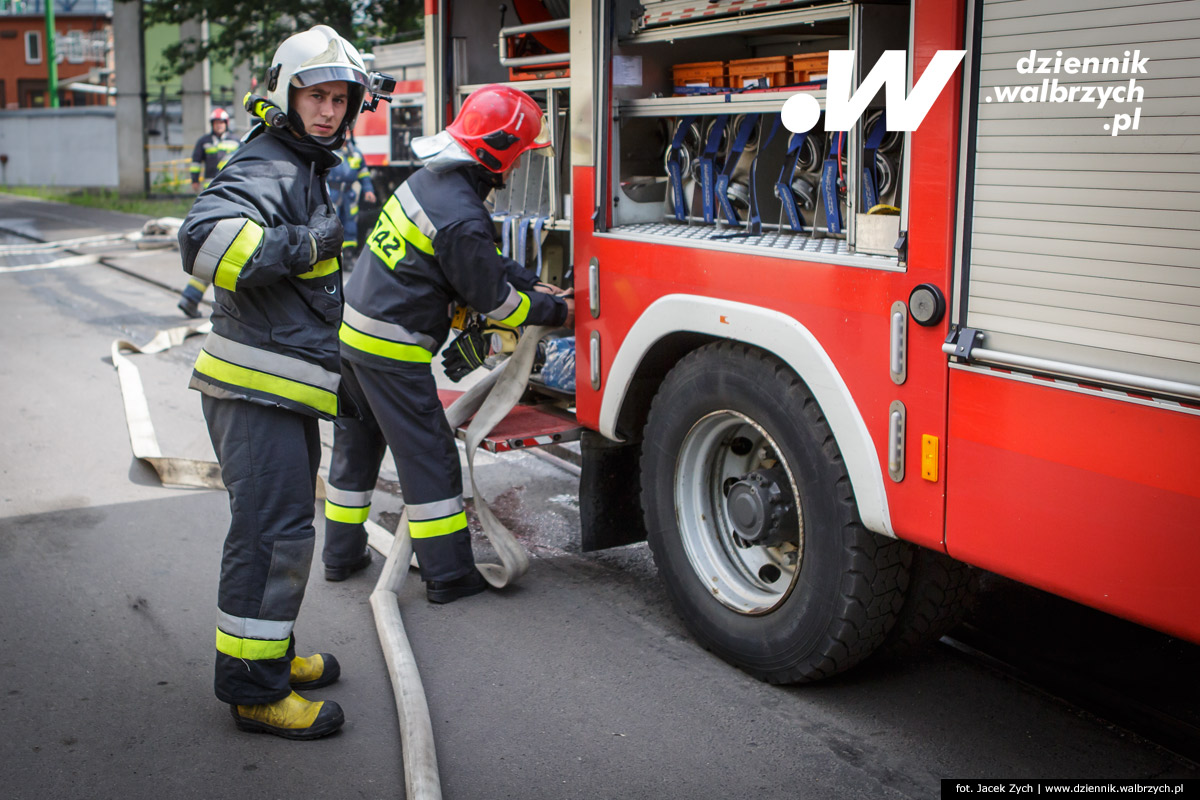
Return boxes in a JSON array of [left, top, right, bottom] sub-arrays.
[[306, 205, 344, 265], [441, 320, 488, 382]]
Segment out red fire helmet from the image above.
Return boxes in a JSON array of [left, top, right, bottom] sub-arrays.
[[446, 84, 551, 173]]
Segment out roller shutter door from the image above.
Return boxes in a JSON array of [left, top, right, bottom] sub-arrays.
[[961, 0, 1200, 394]]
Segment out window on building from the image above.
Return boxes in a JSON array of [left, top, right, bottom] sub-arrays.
[[25, 30, 42, 64]]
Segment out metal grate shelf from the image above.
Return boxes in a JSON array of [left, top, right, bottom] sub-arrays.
[[602, 222, 902, 271]]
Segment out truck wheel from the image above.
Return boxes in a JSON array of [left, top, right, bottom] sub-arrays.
[[640, 342, 909, 683], [876, 548, 978, 660]]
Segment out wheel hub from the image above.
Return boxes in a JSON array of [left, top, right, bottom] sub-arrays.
[[673, 409, 803, 614], [725, 467, 796, 547]]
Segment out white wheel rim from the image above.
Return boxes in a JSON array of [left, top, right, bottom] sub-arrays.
[[674, 410, 804, 615]]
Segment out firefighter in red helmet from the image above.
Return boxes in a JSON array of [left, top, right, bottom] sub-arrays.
[[190, 107, 240, 192], [322, 84, 573, 601]]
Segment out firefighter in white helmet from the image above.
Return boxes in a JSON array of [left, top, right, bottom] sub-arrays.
[[322, 85, 573, 602], [178, 107, 242, 318], [177, 24, 368, 740]]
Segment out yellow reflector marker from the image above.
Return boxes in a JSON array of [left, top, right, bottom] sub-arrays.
[[338, 323, 433, 363], [296, 257, 340, 279], [215, 628, 290, 660], [921, 435, 939, 482], [390, 197, 435, 255], [213, 220, 265, 291], [194, 350, 338, 416], [409, 511, 468, 539], [367, 206, 407, 270], [495, 291, 531, 328], [325, 499, 370, 524]]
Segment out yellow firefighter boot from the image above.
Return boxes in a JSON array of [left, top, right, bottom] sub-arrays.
[[230, 691, 344, 740], [289, 652, 341, 690]]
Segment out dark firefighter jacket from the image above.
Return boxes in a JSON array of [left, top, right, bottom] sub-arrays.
[[190, 131, 241, 183], [341, 163, 567, 372], [179, 126, 345, 420]]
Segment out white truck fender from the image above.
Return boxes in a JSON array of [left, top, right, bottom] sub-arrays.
[[598, 294, 895, 538]]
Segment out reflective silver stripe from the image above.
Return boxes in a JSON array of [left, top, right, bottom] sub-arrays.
[[396, 183, 439, 244], [216, 609, 294, 641], [325, 484, 373, 508], [481, 285, 522, 320], [193, 218, 247, 284], [342, 304, 439, 353], [406, 496, 465, 521], [203, 332, 340, 393]]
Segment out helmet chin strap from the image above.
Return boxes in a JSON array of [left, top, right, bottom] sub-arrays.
[[284, 108, 344, 149]]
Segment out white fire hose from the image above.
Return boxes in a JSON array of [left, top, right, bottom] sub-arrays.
[[0, 218, 182, 273], [112, 319, 554, 799]]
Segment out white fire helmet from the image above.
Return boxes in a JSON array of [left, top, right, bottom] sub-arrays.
[[265, 25, 369, 142]]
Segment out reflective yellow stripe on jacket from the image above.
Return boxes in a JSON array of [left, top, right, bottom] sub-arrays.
[[338, 304, 437, 364], [192, 217, 265, 291], [295, 257, 340, 279], [193, 332, 340, 417], [483, 285, 532, 328]]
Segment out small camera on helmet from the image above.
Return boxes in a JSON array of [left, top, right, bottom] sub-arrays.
[[362, 72, 397, 112], [369, 72, 397, 97]]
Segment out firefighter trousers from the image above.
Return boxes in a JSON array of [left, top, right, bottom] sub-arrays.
[[202, 395, 322, 705], [324, 359, 474, 584]]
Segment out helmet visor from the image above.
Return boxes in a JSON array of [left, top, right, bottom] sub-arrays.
[[291, 65, 368, 89]]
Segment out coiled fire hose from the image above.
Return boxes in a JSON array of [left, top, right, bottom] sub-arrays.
[[112, 320, 554, 799]]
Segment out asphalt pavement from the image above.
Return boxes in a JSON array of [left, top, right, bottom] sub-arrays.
[[0, 192, 1195, 800]]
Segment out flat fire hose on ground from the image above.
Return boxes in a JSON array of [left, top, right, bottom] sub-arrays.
[[110, 321, 226, 490], [363, 324, 554, 800], [112, 320, 555, 800]]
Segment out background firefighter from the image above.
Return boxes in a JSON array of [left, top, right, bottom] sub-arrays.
[[177, 108, 241, 318], [328, 136, 377, 261], [322, 84, 574, 603], [177, 25, 368, 740]]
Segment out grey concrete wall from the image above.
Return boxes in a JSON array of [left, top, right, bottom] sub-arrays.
[[114, 0, 147, 194], [0, 108, 118, 187]]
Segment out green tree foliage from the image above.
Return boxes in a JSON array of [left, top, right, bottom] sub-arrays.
[[139, 0, 424, 82]]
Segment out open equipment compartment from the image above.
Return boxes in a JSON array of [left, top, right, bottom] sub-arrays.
[[604, 0, 911, 269], [443, 0, 575, 287]]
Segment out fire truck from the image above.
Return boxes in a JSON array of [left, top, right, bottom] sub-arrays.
[[353, 40, 427, 194], [418, 0, 1200, 683]]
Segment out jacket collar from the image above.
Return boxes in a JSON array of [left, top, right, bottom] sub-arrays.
[[257, 126, 341, 171], [462, 163, 504, 199]]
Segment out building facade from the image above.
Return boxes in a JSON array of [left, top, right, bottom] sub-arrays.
[[0, 0, 113, 109]]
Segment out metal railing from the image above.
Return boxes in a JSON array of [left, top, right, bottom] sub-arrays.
[[146, 145, 192, 194]]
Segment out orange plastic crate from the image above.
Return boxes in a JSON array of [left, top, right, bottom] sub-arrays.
[[791, 53, 830, 83], [727, 56, 790, 89], [672, 61, 729, 89]]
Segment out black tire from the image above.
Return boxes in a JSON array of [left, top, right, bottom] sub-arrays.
[[876, 547, 978, 660], [640, 342, 909, 683]]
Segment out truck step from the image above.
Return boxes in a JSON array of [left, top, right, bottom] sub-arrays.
[[438, 389, 582, 453]]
